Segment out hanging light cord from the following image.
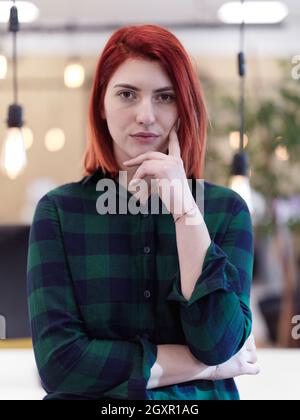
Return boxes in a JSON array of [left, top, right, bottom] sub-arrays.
[[238, 0, 246, 152], [13, 26, 18, 103], [230, 0, 250, 180], [9, 0, 19, 104]]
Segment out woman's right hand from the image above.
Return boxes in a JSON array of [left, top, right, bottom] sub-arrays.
[[209, 333, 260, 381]]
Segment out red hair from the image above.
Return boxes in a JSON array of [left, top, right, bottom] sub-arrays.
[[82, 24, 207, 180]]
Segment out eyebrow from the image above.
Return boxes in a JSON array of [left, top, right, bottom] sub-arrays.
[[113, 84, 174, 93]]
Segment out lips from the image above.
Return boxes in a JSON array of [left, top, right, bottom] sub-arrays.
[[131, 133, 159, 138], [131, 135, 159, 143]]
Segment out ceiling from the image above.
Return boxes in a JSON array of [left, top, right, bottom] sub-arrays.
[[0, 0, 299, 57]]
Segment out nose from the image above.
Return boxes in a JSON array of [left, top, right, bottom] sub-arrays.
[[135, 98, 156, 126]]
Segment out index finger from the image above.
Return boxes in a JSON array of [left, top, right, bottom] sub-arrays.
[[168, 119, 181, 158]]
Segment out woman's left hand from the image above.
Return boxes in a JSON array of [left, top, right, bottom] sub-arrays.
[[123, 120, 195, 217], [210, 333, 260, 381]]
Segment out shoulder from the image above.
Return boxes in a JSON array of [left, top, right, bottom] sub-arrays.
[[37, 181, 82, 205], [201, 180, 253, 245], [33, 174, 96, 218], [203, 180, 250, 215], [32, 169, 112, 224], [36, 169, 105, 208], [46, 181, 84, 200]]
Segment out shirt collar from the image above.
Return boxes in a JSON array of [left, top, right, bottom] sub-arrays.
[[81, 168, 131, 200], [81, 168, 109, 185]]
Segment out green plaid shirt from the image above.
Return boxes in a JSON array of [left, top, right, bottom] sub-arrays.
[[27, 168, 253, 400]]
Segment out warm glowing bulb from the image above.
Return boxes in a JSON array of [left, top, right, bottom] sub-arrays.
[[275, 145, 289, 161], [229, 175, 253, 214], [0, 55, 8, 79], [22, 127, 34, 150], [0, 127, 27, 179], [218, 1, 289, 24], [45, 128, 65, 152], [0, 1, 40, 23], [64, 63, 85, 88], [229, 131, 249, 150]]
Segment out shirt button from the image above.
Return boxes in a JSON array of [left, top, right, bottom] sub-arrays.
[[144, 246, 151, 254], [144, 290, 151, 299]]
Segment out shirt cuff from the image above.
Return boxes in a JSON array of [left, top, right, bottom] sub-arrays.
[[166, 240, 242, 307], [128, 335, 157, 399]]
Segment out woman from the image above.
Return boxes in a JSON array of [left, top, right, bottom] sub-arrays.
[[27, 24, 259, 400]]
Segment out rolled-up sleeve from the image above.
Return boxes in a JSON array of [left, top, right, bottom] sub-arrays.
[[167, 198, 253, 366], [27, 194, 157, 400]]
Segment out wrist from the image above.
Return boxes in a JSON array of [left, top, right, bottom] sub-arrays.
[[210, 365, 220, 381], [173, 204, 198, 223], [172, 193, 197, 221], [189, 364, 216, 382], [173, 204, 204, 227]]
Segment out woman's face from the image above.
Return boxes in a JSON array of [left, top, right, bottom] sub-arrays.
[[102, 58, 179, 172]]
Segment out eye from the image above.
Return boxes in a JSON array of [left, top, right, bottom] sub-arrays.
[[118, 91, 136, 100], [157, 93, 176, 103], [117, 91, 176, 103]]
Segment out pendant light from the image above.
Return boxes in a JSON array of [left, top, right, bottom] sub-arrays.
[[0, 1, 27, 180], [229, 0, 253, 214]]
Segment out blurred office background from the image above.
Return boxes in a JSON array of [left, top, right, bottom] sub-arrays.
[[0, 0, 300, 400]]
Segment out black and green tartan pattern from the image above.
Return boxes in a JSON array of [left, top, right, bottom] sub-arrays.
[[27, 169, 254, 400]]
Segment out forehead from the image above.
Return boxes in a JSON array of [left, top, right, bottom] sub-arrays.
[[108, 58, 173, 89]]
